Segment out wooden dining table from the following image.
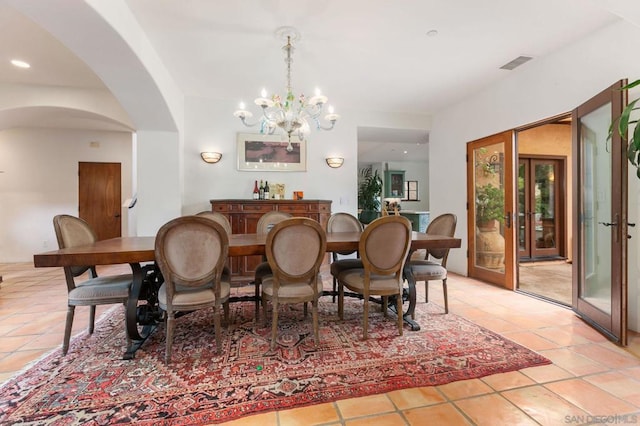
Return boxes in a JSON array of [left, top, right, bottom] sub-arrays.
[[34, 231, 461, 358]]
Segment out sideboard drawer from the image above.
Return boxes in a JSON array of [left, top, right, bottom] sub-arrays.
[[278, 203, 307, 213], [241, 203, 274, 213]]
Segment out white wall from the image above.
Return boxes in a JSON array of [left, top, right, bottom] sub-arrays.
[[430, 19, 640, 331], [182, 96, 430, 218], [0, 127, 133, 262]]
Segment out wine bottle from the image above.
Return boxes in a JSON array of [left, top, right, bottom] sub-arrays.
[[252, 180, 259, 200], [264, 181, 270, 200], [259, 180, 265, 200]]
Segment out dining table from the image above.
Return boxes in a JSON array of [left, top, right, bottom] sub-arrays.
[[34, 231, 461, 359]]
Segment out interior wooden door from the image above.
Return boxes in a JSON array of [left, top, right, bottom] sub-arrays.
[[572, 80, 627, 345], [518, 156, 565, 260], [467, 131, 517, 289], [78, 162, 121, 241]]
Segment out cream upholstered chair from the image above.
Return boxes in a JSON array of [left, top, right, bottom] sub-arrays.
[[195, 211, 232, 235], [337, 215, 412, 339], [261, 218, 327, 350], [406, 213, 457, 315], [53, 214, 133, 355], [327, 212, 364, 302], [253, 211, 293, 309], [196, 211, 232, 283], [154, 216, 231, 363]]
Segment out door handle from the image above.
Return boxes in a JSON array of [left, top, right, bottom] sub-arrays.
[[598, 222, 617, 227], [115, 214, 121, 218], [504, 212, 512, 228]]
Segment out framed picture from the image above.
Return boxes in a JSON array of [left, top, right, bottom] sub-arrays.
[[237, 133, 306, 171]]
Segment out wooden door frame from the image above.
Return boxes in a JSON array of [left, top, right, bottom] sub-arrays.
[[467, 130, 517, 290], [518, 155, 567, 261], [571, 80, 627, 345]]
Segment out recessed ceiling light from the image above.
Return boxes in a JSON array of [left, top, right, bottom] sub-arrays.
[[403, 150, 408, 154], [426, 30, 438, 37], [11, 59, 30, 68]]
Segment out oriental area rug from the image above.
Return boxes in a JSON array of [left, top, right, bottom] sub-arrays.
[[0, 298, 550, 424]]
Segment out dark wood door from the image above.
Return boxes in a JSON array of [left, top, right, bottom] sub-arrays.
[[572, 80, 627, 345], [79, 162, 121, 241], [518, 157, 565, 260]]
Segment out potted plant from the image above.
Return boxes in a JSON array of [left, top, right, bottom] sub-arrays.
[[610, 79, 640, 178], [475, 183, 504, 230], [358, 167, 383, 224]]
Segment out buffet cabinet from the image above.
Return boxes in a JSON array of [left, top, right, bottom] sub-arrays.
[[210, 199, 332, 281]]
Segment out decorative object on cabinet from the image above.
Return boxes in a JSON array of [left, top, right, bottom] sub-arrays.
[[200, 152, 222, 163], [233, 26, 339, 147], [325, 157, 344, 168], [210, 199, 332, 282], [237, 133, 306, 172], [384, 170, 405, 198]]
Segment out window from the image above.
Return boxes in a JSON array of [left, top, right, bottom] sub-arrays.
[[403, 180, 419, 201]]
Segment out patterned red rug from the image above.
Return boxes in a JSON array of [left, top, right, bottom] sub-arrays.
[[0, 297, 549, 424]]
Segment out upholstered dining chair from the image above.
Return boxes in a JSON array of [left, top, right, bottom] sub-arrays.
[[53, 214, 133, 355], [327, 212, 364, 302], [337, 215, 412, 340], [195, 211, 232, 235], [406, 213, 457, 315], [253, 211, 293, 314], [154, 215, 231, 363], [196, 211, 232, 283], [260, 218, 327, 350]]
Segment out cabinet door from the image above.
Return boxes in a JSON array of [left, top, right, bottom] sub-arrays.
[[384, 170, 405, 198]]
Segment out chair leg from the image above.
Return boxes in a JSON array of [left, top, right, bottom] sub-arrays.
[[425, 281, 429, 303], [254, 281, 260, 320], [338, 282, 344, 320], [362, 297, 369, 340], [332, 276, 337, 303], [312, 299, 319, 347], [396, 293, 403, 336], [214, 305, 222, 353], [443, 278, 449, 314], [165, 310, 174, 364], [270, 299, 279, 350], [88, 305, 96, 334], [303, 302, 308, 318], [223, 301, 230, 324], [62, 305, 75, 355], [261, 295, 268, 326], [382, 296, 388, 317]]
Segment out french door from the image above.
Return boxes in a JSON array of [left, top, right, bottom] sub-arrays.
[[518, 156, 566, 261], [572, 81, 628, 344], [467, 131, 517, 289]]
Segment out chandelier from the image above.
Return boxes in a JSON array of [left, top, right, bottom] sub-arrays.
[[233, 27, 339, 149]]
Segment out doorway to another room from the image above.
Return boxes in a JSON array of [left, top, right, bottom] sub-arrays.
[[516, 119, 572, 306]]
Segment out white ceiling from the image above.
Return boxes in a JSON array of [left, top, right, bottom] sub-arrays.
[[0, 0, 631, 162]]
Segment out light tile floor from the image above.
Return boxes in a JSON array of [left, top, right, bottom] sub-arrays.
[[1, 262, 640, 425]]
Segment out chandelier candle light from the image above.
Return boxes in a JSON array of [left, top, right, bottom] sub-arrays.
[[234, 27, 339, 150]]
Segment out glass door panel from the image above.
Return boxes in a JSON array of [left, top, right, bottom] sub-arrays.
[[467, 131, 516, 289], [572, 80, 627, 344]]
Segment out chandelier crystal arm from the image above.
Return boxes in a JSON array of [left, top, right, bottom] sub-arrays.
[[233, 26, 339, 141]]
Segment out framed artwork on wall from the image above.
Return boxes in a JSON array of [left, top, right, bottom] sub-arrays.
[[237, 133, 306, 171]]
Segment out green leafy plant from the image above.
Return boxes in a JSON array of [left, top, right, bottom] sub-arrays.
[[609, 79, 640, 178], [476, 183, 504, 224], [358, 167, 383, 212]]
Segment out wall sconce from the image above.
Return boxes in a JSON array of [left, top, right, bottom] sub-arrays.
[[201, 152, 222, 164], [325, 157, 344, 168]]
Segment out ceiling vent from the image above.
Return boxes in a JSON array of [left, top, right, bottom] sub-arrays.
[[499, 56, 533, 70]]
